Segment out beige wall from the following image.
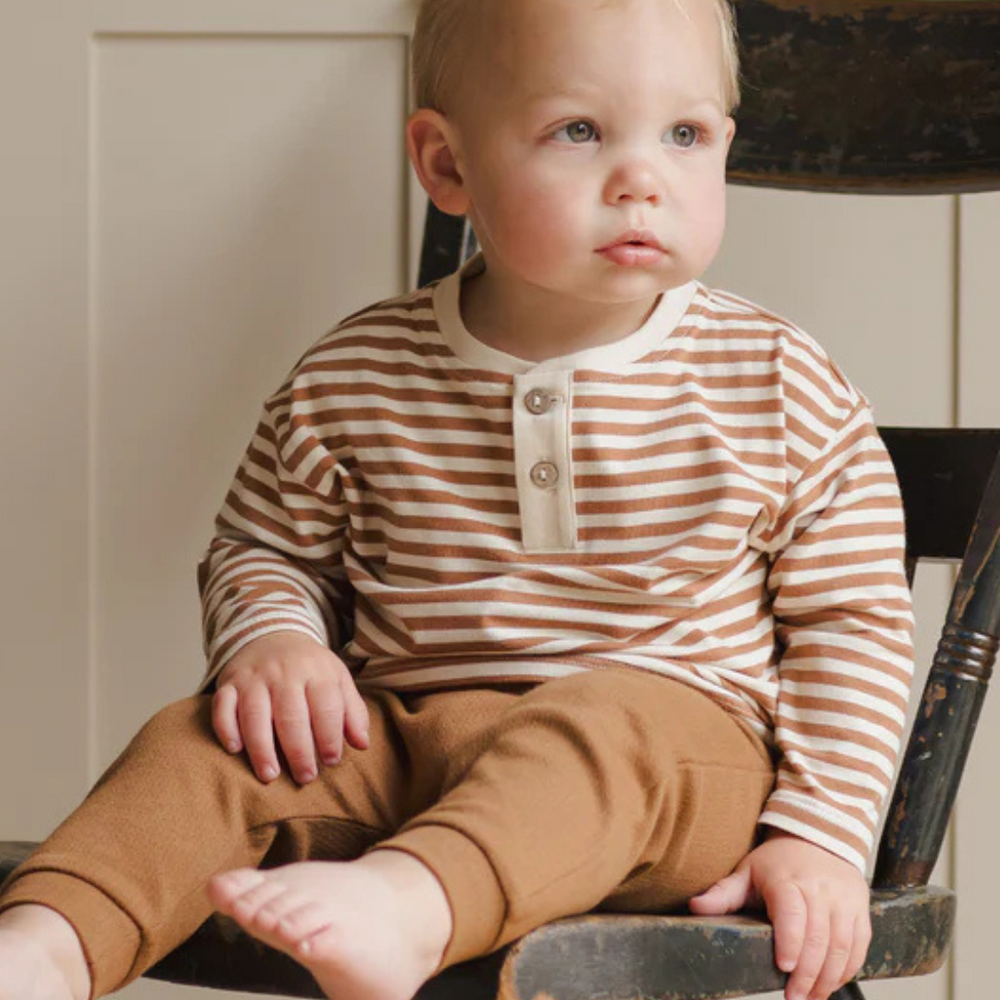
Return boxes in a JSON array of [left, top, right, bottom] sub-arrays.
[[1, 3, 997, 999], [951, 191, 1000, 1000]]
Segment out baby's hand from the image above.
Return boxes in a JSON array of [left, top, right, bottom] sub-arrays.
[[212, 632, 370, 785], [688, 831, 871, 1000]]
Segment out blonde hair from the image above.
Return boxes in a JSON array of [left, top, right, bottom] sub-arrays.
[[411, 0, 742, 114]]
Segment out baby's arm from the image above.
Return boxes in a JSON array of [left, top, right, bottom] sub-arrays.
[[690, 405, 913, 1000], [690, 831, 870, 1000], [198, 360, 358, 782], [212, 631, 369, 785]]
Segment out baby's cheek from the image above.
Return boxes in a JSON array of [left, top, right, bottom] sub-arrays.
[[520, 182, 582, 239], [497, 193, 572, 262], [686, 185, 728, 265]]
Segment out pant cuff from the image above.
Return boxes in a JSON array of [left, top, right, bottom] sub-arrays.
[[375, 822, 508, 970], [0, 869, 141, 999]]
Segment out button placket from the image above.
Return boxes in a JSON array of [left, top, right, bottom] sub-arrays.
[[512, 372, 577, 552]]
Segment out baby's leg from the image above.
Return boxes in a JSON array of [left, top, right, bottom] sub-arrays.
[[0, 903, 89, 1000], [208, 670, 774, 999], [378, 669, 776, 968], [0, 688, 453, 999], [205, 686, 531, 1000]]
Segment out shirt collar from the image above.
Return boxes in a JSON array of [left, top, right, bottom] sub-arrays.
[[433, 253, 697, 373]]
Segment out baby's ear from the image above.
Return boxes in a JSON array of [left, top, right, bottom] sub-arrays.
[[406, 109, 470, 216]]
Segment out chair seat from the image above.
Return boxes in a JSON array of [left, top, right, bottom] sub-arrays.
[[1, 840, 954, 1000]]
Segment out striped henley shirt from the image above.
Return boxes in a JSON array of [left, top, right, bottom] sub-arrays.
[[198, 253, 915, 872]]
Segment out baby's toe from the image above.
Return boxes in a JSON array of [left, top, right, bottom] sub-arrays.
[[295, 922, 340, 959], [249, 899, 289, 935], [231, 880, 290, 922], [207, 869, 266, 910], [276, 902, 335, 948]]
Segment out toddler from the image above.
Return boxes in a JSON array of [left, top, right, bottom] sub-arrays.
[[0, 2, 914, 1000]]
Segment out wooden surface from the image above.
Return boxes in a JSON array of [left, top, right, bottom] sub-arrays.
[[730, 0, 1000, 193], [0, 840, 956, 1000], [496, 888, 954, 1000]]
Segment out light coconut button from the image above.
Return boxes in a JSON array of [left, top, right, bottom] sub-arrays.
[[530, 461, 559, 488], [524, 389, 555, 415]]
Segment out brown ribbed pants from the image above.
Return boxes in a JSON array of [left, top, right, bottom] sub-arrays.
[[0, 668, 775, 998]]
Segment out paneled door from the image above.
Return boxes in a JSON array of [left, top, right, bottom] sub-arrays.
[[1, 1, 416, 997]]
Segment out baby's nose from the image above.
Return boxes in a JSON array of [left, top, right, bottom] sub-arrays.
[[603, 159, 662, 205]]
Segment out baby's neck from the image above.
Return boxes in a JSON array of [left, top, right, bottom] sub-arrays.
[[460, 272, 659, 364]]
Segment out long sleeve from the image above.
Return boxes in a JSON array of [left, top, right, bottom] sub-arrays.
[[756, 403, 915, 871], [197, 374, 354, 691]]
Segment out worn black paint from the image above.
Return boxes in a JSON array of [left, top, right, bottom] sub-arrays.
[[875, 433, 1000, 889], [500, 888, 954, 1000], [0, 841, 958, 1000], [731, 0, 1000, 192]]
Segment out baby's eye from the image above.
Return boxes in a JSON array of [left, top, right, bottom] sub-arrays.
[[668, 123, 702, 148], [553, 120, 598, 143]]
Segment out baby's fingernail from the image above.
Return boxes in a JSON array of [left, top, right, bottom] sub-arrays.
[[262, 765, 279, 781], [226, 741, 240, 753], [301, 769, 317, 783]]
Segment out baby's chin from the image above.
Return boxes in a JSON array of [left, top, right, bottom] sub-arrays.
[[578, 271, 692, 303]]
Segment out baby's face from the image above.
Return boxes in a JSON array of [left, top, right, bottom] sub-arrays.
[[450, 0, 734, 307]]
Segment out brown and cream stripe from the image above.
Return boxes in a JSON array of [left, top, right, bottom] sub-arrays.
[[198, 256, 914, 871]]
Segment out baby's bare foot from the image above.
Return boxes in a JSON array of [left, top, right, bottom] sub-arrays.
[[0, 904, 90, 1000], [207, 850, 453, 1000]]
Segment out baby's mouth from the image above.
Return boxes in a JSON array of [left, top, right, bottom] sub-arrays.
[[597, 231, 667, 264], [599, 230, 666, 252]]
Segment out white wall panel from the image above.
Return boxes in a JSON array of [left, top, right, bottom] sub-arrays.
[[91, 33, 409, 764], [1, 5, 413, 998], [0, 3, 93, 840], [92, 0, 413, 34], [708, 187, 954, 428], [951, 190, 1000, 1000]]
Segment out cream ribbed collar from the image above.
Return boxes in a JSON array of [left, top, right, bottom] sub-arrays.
[[433, 253, 697, 374]]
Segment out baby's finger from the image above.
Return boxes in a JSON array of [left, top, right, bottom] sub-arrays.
[[765, 881, 807, 976], [807, 908, 853, 1000], [688, 867, 752, 914], [272, 683, 319, 784], [340, 673, 370, 751], [783, 901, 829, 1000], [305, 677, 345, 765], [212, 684, 242, 754], [238, 684, 281, 783]]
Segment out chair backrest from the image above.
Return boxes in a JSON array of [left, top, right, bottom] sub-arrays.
[[874, 429, 1000, 889], [729, 0, 1000, 195]]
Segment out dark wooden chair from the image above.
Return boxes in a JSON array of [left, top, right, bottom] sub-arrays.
[[5, 428, 997, 1000], [4, 0, 1000, 997]]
